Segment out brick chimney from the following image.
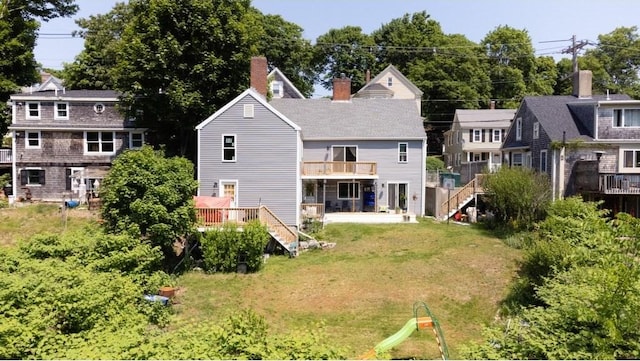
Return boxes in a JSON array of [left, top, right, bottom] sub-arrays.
[[332, 73, 351, 101], [572, 70, 592, 99], [250, 56, 268, 98]]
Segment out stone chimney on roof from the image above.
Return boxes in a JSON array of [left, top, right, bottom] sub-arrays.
[[250, 56, 268, 98], [332, 73, 351, 101], [572, 70, 592, 99]]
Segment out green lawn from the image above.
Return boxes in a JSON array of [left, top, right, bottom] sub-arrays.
[[0, 205, 520, 359], [173, 219, 521, 359]]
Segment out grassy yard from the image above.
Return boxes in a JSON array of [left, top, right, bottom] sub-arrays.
[[0, 203, 100, 246], [0, 204, 521, 359], [174, 219, 521, 359]]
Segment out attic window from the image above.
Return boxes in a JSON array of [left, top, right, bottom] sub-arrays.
[[243, 104, 254, 118], [94, 103, 105, 114], [533, 122, 540, 139], [516, 117, 523, 141], [271, 81, 284, 98], [387, 77, 393, 87]]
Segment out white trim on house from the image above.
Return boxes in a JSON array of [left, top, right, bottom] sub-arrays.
[[196, 88, 301, 131]]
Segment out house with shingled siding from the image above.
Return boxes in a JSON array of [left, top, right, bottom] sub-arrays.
[[502, 70, 640, 217], [7, 75, 146, 203]]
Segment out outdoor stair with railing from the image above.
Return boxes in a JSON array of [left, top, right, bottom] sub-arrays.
[[439, 175, 485, 220], [195, 205, 299, 256]]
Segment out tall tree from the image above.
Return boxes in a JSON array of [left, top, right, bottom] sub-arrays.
[[62, 2, 131, 89], [372, 11, 491, 153], [0, 0, 78, 136], [256, 12, 315, 97], [581, 26, 640, 98], [481, 26, 538, 108], [112, 0, 260, 158], [312, 25, 377, 92]]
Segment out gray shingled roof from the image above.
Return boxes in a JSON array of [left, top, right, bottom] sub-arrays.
[[270, 98, 425, 139], [455, 109, 516, 128], [522, 94, 630, 142], [11, 89, 120, 99]]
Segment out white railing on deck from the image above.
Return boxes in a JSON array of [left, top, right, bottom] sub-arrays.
[[0, 149, 11, 163]]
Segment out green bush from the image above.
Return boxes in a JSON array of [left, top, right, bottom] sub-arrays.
[[482, 166, 551, 231], [99, 146, 198, 257], [201, 221, 270, 273]]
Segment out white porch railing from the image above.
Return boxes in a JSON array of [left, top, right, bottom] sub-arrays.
[[0, 149, 11, 163]]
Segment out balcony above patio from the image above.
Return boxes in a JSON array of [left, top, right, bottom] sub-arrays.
[[301, 161, 378, 179]]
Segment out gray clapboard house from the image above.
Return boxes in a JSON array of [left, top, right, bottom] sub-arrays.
[[195, 57, 427, 231]]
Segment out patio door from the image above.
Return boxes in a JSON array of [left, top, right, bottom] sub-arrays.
[[332, 146, 357, 173], [387, 182, 408, 211]]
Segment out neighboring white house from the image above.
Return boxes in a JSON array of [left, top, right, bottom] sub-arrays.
[[443, 107, 516, 183]]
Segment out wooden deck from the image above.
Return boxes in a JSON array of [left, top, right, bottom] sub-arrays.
[[195, 206, 298, 254]]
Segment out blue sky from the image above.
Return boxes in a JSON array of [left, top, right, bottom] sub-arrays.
[[35, 0, 640, 84]]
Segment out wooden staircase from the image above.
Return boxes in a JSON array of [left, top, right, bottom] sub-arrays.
[[195, 205, 299, 256], [439, 175, 485, 220]]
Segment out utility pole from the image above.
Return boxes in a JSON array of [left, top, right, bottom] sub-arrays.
[[562, 35, 589, 73]]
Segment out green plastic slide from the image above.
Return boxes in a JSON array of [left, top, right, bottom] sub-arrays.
[[373, 318, 419, 355]]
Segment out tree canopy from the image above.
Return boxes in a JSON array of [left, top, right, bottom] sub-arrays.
[[0, 0, 78, 137]]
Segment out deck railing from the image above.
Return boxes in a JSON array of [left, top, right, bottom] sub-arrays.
[[600, 174, 640, 194], [301, 161, 377, 176], [439, 175, 485, 219], [301, 203, 324, 219], [195, 206, 297, 245], [0, 149, 11, 164]]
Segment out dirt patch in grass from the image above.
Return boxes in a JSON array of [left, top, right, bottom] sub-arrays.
[[175, 219, 521, 359]]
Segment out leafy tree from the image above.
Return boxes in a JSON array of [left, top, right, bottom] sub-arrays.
[[312, 25, 377, 92], [0, 0, 78, 136], [426, 155, 444, 171], [481, 26, 550, 108], [581, 26, 640, 98], [481, 166, 551, 230], [62, 2, 132, 89], [256, 12, 315, 97], [99, 146, 198, 258], [372, 11, 491, 153], [112, 0, 260, 158]]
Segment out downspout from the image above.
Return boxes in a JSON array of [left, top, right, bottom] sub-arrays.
[[11, 129, 17, 204], [558, 131, 566, 199], [421, 138, 427, 216], [551, 149, 557, 201]]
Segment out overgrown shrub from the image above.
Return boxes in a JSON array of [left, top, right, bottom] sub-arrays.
[[99, 146, 198, 258], [482, 166, 551, 231], [465, 197, 640, 359], [200, 221, 270, 273]]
